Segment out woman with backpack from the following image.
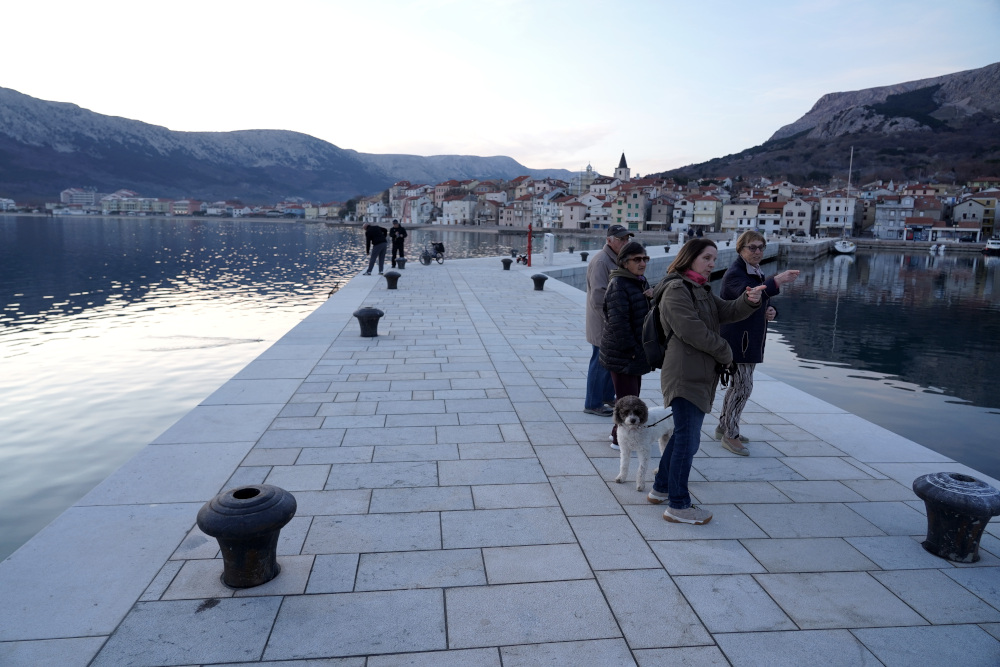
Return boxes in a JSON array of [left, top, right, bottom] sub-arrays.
[[600, 241, 654, 448], [646, 238, 765, 525]]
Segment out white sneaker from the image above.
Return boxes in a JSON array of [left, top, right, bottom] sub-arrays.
[[610, 442, 620, 450], [663, 505, 713, 525]]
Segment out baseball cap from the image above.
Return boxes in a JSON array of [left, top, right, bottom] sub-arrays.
[[607, 224, 634, 238]]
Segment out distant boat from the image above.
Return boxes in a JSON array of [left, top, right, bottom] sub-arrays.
[[984, 238, 1000, 255], [833, 239, 857, 254], [929, 244, 938, 253]]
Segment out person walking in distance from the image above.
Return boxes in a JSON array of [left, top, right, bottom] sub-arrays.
[[389, 219, 407, 268], [716, 231, 799, 455], [646, 238, 765, 525], [362, 222, 388, 275], [584, 225, 634, 432]]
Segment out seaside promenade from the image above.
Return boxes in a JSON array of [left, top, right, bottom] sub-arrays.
[[3, 247, 1000, 666]]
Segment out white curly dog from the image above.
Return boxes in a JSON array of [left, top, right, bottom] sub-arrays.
[[612, 395, 672, 491]]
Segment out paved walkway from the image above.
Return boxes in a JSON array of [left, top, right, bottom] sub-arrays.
[[3, 249, 1000, 666]]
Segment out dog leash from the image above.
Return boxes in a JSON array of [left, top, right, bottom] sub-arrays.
[[644, 412, 673, 428]]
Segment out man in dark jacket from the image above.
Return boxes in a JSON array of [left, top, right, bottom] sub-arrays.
[[362, 222, 389, 275], [389, 219, 407, 268]]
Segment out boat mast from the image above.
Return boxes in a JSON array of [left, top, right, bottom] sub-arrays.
[[845, 146, 853, 237]]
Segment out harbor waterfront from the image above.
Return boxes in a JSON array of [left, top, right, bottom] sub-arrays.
[[3, 216, 1000, 561], [2, 238, 1000, 665]]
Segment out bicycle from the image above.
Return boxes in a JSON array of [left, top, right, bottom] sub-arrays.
[[419, 241, 445, 265]]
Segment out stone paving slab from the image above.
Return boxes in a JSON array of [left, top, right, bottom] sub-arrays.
[[3, 251, 1000, 664]]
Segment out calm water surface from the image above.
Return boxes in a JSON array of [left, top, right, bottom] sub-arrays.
[[2, 216, 999, 560]]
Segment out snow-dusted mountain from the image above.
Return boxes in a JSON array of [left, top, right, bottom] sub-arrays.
[[0, 87, 572, 203]]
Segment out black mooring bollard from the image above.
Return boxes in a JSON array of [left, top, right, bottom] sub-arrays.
[[580, 251, 589, 261], [384, 271, 401, 289], [568, 246, 575, 253], [664, 245, 670, 253], [353, 307, 384, 337], [912, 472, 1000, 562], [501, 258, 513, 270], [196, 484, 297, 588], [511, 248, 518, 258], [531, 274, 548, 291], [396, 257, 407, 269]]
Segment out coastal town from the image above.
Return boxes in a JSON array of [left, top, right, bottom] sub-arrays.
[[4, 154, 999, 243]]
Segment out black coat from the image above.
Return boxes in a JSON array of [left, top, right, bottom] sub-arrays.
[[365, 225, 388, 253], [600, 269, 652, 376], [719, 258, 780, 364]]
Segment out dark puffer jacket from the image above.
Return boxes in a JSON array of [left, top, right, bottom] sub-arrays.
[[599, 269, 652, 376], [719, 258, 780, 364]]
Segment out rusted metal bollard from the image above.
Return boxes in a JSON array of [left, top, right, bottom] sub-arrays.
[[384, 271, 401, 289], [396, 257, 407, 269], [353, 307, 384, 337], [912, 472, 1000, 563], [197, 485, 297, 588], [501, 258, 513, 270], [531, 274, 548, 291], [580, 252, 589, 261]]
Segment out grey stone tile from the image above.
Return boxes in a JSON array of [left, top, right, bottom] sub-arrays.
[[768, 439, 849, 457], [769, 480, 866, 503], [689, 481, 791, 504], [458, 411, 522, 425], [846, 535, 954, 570], [483, 544, 593, 584], [438, 459, 547, 486], [202, 379, 302, 405], [650, 539, 766, 575], [264, 590, 446, 659], [852, 625, 1000, 667], [458, 442, 536, 459], [843, 478, 920, 501], [325, 461, 439, 489], [152, 404, 283, 444], [292, 489, 371, 515], [943, 566, 1000, 609], [273, 416, 325, 429], [373, 444, 459, 462], [847, 501, 927, 536], [370, 486, 473, 513], [633, 646, 729, 666], [226, 465, 271, 488], [596, 569, 712, 648], [171, 525, 220, 560], [78, 442, 253, 505], [741, 537, 877, 573], [694, 457, 803, 482], [715, 629, 880, 666], [305, 553, 359, 594], [521, 420, 576, 445], [386, 412, 461, 427], [234, 358, 317, 379], [446, 580, 619, 649], [264, 464, 331, 491], [276, 515, 310, 555], [296, 447, 374, 465], [356, 549, 485, 591], [739, 503, 885, 538], [162, 559, 234, 600], [303, 513, 442, 554], [567, 515, 664, 571], [258, 429, 344, 448], [243, 448, 301, 466], [675, 574, 797, 632], [550, 475, 626, 516], [91, 597, 282, 666], [341, 426, 437, 446], [755, 572, 928, 629], [368, 648, 500, 667], [534, 444, 598, 476], [0, 503, 198, 641], [322, 414, 387, 429], [437, 423, 505, 443], [501, 639, 635, 666], [982, 623, 1000, 642], [471, 483, 558, 509], [0, 638, 107, 667], [317, 401, 379, 416], [141, 560, 185, 600], [441, 507, 574, 548], [871, 569, 1000, 623], [625, 503, 769, 541]]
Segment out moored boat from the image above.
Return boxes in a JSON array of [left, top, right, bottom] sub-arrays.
[[833, 239, 857, 254]]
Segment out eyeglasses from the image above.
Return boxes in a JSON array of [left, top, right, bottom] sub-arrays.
[[628, 256, 650, 264], [746, 244, 766, 252]]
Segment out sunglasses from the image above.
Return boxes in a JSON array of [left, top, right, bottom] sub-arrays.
[[628, 256, 651, 263], [746, 244, 766, 252]]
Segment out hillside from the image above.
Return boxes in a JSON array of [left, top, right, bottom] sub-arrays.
[[0, 87, 573, 203], [658, 62, 1000, 185]]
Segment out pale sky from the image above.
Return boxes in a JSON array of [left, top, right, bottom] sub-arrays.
[[4, 0, 999, 178]]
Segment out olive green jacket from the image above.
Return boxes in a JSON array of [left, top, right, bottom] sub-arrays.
[[655, 271, 759, 414]]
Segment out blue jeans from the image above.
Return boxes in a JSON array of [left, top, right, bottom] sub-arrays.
[[585, 345, 615, 410], [652, 397, 705, 510]]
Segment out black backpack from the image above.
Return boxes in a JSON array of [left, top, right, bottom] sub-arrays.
[[642, 279, 693, 369]]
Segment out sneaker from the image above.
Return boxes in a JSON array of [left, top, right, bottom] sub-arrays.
[[663, 505, 713, 525], [610, 442, 620, 451], [720, 435, 749, 456], [647, 488, 669, 504], [363, 272, 371, 276], [715, 426, 749, 443], [603, 401, 616, 410], [378, 271, 383, 275], [584, 406, 613, 416]]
